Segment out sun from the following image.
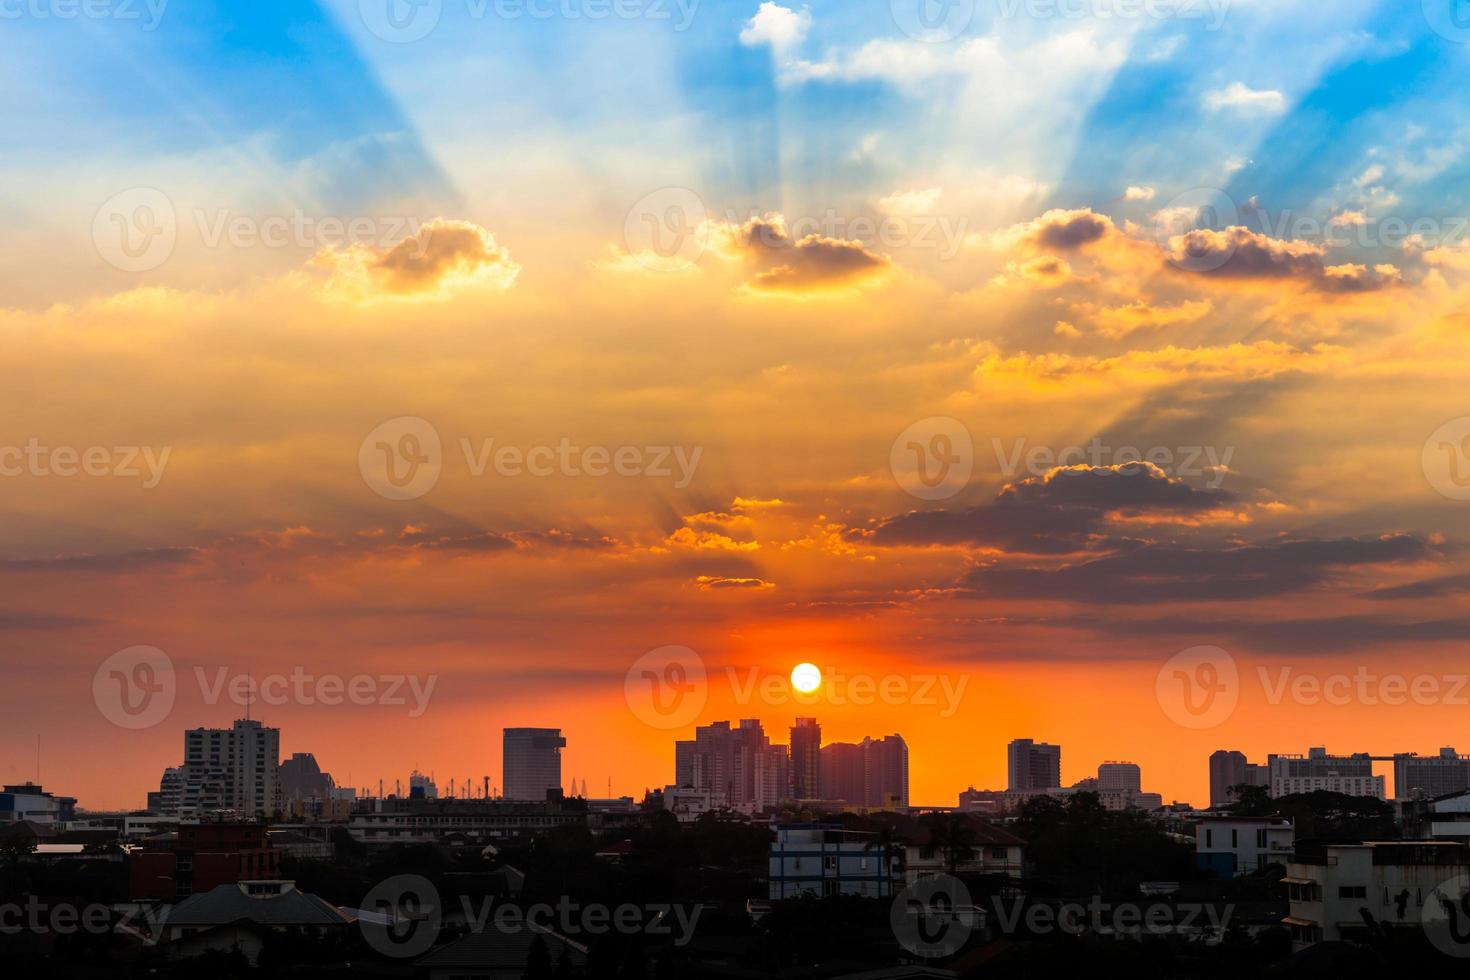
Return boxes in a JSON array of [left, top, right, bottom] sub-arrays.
[[790, 662, 822, 694]]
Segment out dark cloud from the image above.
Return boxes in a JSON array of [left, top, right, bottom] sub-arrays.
[[1033, 209, 1113, 250], [856, 463, 1234, 554], [733, 217, 892, 292], [0, 547, 200, 573], [1166, 227, 1399, 292], [960, 533, 1434, 603], [1359, 571, 1470, 601]]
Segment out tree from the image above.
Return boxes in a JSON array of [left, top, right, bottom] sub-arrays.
[[924, 815, 978, 875], [525, 935, 553, 980], [863, 825, 905, 897]]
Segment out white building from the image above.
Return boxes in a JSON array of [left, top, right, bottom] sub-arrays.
[[1284, 841, 1470, 950], [1268, 748, 1384, 800], [179, 720, 281, 818], [768, 824, 899, 899], [661, 785, 716, 823], [0, 784, 76, 827], [1195, 815, 1294, 879]]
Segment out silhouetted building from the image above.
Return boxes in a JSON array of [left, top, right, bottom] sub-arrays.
[[1007, 739, 1061, 791], [1394, 748, 1470, 801], [820, 735, 908, 809], [502, 728, 565, 801], [789, 718, 822, 799], [1209, 749, 1268, 808], [1098, 761, 1141, 795]]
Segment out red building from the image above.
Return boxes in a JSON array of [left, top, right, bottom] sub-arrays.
[[129, 823, 281, 901]]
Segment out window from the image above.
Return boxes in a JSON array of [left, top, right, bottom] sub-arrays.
[[991, 847, 1007, 860], [1205, 829, 1213, 848], [1231, 829, 1238, 848], [1339, 886, 1366, 899], [824, 855, 837, 871]]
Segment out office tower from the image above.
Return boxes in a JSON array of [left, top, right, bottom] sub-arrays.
[[502, 728, 566, 801], [1007, 739, 1061, 792], [1098, 762, 1142, 794], [1267, 747, 1384, 799], [1394, 748, 1470, 800], [1209, 749, 1268, 807], [790, 717, 822, 799], [181, 719, 281, 818]]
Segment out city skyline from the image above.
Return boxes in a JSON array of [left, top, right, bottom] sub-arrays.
[[11, 1, 1470, 824]]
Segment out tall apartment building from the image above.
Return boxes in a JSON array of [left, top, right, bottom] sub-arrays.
[[1007, 739, 1061, 792], [820, 735, 909, 810], [1268, 748, 1384, 800], [1209, 750, 1269, 807], [1393, 748, 1470, 800], [790, 718, 822, 800], [673, 720, 791, 813], [163, 720, 281, 818], [502, 728, 565, 801]]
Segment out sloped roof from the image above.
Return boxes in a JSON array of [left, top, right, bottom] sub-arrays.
[[165, 883, 351, 927], [416, 923, 587, 969]]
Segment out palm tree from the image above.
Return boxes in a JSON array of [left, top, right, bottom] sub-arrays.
[[864, 825, 906, 898], [927, 815, 978, 875]]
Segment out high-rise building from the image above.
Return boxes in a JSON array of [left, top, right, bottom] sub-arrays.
[[502, 728, 565, 801], [674, 720, 791, 813], [790, 718, 822, 800], [279, 752, 334, 803], [1098, 761, 1141, 795], [1007, 739, 1061, 792], [1394, 748, 1470, 800], [820, 742, 866, 806], [1268, 747, 1383, 800], [175, 719, 281, 818], [1209, 750, 1268, 807]]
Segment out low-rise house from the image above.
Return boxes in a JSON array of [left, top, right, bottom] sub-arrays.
[[160, 880, 351, 966], [1195, 814, 1294, 879], [904, 820, 1025, 881], [416, 923, 587, 979], [1284, 840, 1470, 950]]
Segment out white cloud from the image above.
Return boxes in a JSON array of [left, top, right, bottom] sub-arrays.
[[1355, 164, 1385, 187], [739, 3, 811, 53], [1203, 82, 1287, 115], [1123, 185, 1156, 202], [877, 187, 942, 215]]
